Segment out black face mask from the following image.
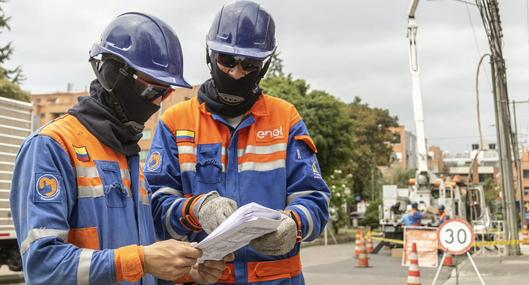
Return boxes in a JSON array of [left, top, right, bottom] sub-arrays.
[[97, 59, 160, 133], [210, 52, 262, 104]]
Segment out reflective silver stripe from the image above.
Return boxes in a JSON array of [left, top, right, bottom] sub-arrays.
[[75, 166, 130, 181], [178, 145, 196, 155], [238, 143, 287, 156], [78, 185, 132, 198], [287, 190, 330, 206], [292, 204, 314, 241], [238, 159, 285, 172], [180, 162, 196, 172], [78, 185, 104, 198], [75, 166, 98, 178], [20, 228, 69, 255], [77, 249, 94, 285], [166, 198, 187, 240], [120, 170, 130, 181], [152, 187, 184, 200]]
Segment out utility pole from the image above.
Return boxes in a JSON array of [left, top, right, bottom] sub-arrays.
[[477, 0, 520, 255]]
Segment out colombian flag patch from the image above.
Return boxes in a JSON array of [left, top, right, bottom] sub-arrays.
[[176, 130, 195, 143], [73, 145, 90, 162]]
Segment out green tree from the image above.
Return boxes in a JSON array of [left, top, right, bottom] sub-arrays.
[[326, 169, 354, 232], [385, 166, 415, 188], [0, 0, 29, 102], [360, 199, 382, 228], [483, 177, 500, 214], [347, 98, 398, 199]]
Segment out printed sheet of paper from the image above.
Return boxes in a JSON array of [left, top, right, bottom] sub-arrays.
[[195, 202, 281, 262]]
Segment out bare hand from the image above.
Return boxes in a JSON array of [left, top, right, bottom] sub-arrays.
[[189, 254, 235, 284], [143, 239, 202, 280]]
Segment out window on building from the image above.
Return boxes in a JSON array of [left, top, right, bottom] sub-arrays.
[[141, 129, 151, 140], [524, 170, 529, 179], [393, 133, 401, 144], [524, 188, 529, 196]]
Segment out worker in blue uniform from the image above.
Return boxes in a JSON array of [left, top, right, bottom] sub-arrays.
[[402, 202, 424, 226], [144, 1, 331, 284], [10, 12, 229, 284]]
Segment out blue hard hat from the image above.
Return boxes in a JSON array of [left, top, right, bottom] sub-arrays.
[[207, 0, 276, 59], [89, 12, 191, 88]]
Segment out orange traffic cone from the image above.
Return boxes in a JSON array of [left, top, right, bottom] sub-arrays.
[[354, 230, 363, 259], [366, 232, 374, 253], [407, 243, 421, 285], [443, 253, 455, 267], [356, 236, 370, 268]]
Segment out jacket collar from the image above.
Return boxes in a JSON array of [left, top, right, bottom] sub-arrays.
[[196, 94, 269, 117]]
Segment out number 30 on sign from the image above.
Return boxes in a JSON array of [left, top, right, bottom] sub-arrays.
[[437, 219, 474, 255]]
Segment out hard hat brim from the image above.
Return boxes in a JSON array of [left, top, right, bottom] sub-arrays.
[[207, 41, 276, 60]]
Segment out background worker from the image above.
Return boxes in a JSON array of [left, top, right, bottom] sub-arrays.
[[437, 205, 450, 225], [145, 1, 331, 284], [10, 12, 227, 284], [402, 202, 424, 226]]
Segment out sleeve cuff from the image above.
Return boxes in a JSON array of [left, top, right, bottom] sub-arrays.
[[115, 245, 145, 282]]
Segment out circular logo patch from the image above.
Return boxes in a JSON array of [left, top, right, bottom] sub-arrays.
[[36, 174, 60, 200], [148, 151, 162, 171]]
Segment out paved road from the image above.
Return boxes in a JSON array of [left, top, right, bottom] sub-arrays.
[[301, 242, 453, 285]]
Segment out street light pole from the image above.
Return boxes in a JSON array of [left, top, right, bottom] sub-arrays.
[[511, 100, 529, 231]]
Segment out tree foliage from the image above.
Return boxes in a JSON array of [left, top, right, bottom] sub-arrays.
[[346, 98, 398, 199], [326, 169, 353, 230], [0, 1, 29, 102]]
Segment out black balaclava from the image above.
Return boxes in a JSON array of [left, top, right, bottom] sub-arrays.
[[98, 58, 160, 133], [68, 80, 144, 156], [198, 51, 264, 118]]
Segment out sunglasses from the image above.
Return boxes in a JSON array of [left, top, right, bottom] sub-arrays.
[[216, 53, 263, 72], [132, 74, 174, 101]]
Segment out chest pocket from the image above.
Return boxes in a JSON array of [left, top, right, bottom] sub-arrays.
[[95, 161, 129, 208], [196, 143, 222, 185]]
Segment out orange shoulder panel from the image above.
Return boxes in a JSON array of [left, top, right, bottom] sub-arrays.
[[160, 97, 198, 135], [262, 95, 302, 128], [39, 114, 127, 168]]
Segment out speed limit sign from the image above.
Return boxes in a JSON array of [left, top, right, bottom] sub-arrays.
[[438, 219, 474, 255]]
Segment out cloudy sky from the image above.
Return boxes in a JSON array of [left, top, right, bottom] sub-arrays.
[[4, 0, 529, 153]]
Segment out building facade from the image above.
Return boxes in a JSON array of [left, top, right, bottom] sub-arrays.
[[389, 125, 417, 170]]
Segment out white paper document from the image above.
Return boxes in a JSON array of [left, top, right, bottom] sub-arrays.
[[195, 202, 282, 262]]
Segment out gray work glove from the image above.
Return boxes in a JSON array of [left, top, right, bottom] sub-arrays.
[[250, 211, 298, 256], [197, 191, 238, 234]]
